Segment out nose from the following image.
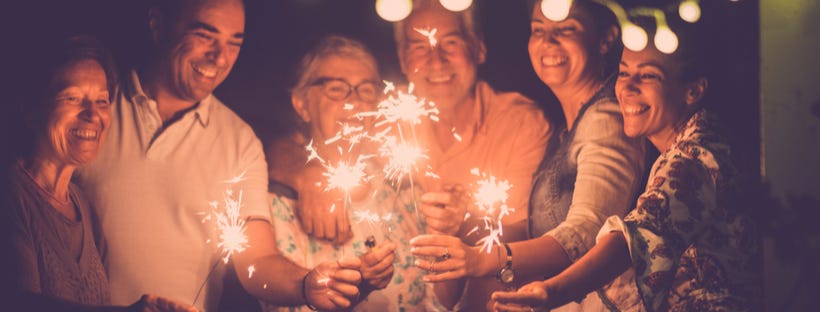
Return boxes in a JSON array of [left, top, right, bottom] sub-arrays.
[[619, 76, 641, 96], [427, 45, 448, 69], [206, 40, 228, 67], [79, 97, 103, 123]]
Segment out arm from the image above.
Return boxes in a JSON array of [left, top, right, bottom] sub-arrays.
[[490, 232, 632, 311], [266, 133, 352, 244]]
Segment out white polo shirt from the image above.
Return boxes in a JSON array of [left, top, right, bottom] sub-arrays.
[[77, 70, 269, 311]]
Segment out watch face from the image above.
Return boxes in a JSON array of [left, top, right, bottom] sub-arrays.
[[500, 268, 515, 284]]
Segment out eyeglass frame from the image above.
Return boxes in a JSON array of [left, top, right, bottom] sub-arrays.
[[308, 77, 383, 103]]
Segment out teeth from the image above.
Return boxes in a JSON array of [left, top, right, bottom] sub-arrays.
[[192, 64, 217, 78], [541, 56, 567, 66], [70, 129, 98, 140], [622, 105, 649, 115], [428, 75, 452, 83]]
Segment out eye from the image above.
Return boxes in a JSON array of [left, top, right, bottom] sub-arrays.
[[531, 26, 544, 36], [228, 40, 243, 47], [96, 98, 111, 108], [555, 26, 577, 36], [640, 73, 662, 81], [617, 70, 630, 78], [193, 32, 213, 41]]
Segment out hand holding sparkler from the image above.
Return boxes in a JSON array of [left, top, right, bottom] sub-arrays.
[[359, 241, 397, 291], [409, 234, 485, 283], [303, 257, 364, 310], [419, 184, 470, 235]]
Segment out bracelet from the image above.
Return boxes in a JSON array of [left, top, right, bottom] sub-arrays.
[[301, 271, 318, 311]]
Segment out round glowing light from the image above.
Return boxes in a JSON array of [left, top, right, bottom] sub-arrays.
[[376, 0, 413, 22], [540, 0, 572, 22], [622, 23, 648, 51], [440, 0, 472, 12], [654, 26, 679, 54], [678, 0, 701, 23]]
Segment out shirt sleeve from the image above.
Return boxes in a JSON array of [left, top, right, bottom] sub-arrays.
[[501, 104, 551, 227], [545, 100, 646, 261], [236, 127, 272, 222], [607, 155, 717, 311], [3, 192, 41, 293]]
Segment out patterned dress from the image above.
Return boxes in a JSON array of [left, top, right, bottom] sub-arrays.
[[599, 110, 761, 311], [263, 175, 440, 312]]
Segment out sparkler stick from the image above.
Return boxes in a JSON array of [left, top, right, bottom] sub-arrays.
[[194, 172, 251, 306]]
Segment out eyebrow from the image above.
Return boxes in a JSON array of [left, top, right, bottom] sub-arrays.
[[620, 61, 668, 73], [187, 22, 245, 39]]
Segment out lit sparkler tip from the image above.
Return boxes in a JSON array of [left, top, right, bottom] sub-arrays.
[[248, 265, 256, 279], [414, 27, 438, 47], [343, 103, 354, 110], [223, 170, 247, 184], [383, 80, 395, 93]]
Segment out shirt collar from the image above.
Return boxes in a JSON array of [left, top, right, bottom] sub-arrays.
[[128, 69, 213, 128]]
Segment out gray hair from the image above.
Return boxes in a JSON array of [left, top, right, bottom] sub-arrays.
[[290, 35, 379, 99]]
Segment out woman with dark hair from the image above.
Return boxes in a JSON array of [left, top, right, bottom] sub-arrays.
[[490, 18, 761, 312], [1, 35, 195, 312]]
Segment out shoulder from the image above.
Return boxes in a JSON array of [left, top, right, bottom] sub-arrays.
[[477, 81, 550, 132], [206, 96, 263, 146], [574, 97, 635, 145]]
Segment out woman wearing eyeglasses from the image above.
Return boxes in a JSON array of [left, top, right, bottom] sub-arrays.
[[260, 35, 439, 312]]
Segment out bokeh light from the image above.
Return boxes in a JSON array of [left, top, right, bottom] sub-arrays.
[[376, 0, 413, 22], [622, 23, 648, 51], [678, 0, 701, 23], [654, 26, 679, 54], [439, 0, 472, 12], [540, 0, 572, 22]]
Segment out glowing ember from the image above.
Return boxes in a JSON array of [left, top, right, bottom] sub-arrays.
[[248, 265, 256, 279], [414, 27, 438, 47]]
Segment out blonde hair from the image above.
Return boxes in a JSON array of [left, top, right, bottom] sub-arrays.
[[290, 35, 379, 99]]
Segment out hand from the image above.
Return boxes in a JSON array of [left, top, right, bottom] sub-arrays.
[[296, 164, 353, 244], [359, 240, 397, 291], [305, 256, 362, 310], [489, 280, 553, 312], [409, 234, 481, 282], [419, 184, 470, 235], [129, 294, 198, 312]]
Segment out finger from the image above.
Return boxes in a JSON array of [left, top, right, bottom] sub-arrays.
[[362, 242, 397, 264], [327, 279, 361, 297], [331, 268, 363, 285], [410, 234, 459, 247], [491, 290, 539, 305], [335, 208, 351, 244], [337, 256, 363, 269], [410, 244, 456, 258], [326, 291, 353, 309], [493, 301, 534, 312], [420, 192, 452, 205], [419, 203, 450, 219]]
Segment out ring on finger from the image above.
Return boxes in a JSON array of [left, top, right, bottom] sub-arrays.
[[442, 247, 451, 260]]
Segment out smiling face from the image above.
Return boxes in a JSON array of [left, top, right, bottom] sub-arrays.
[[398, 5, 485, 111], [528, 1, 609, 90], [39, 59, 111, 167], [153, 0, 245, 103], [616, 45, 704, 148], [293, 55, 380, 145]]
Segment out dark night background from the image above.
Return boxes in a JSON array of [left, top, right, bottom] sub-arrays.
[[5, 0, 796, 310]]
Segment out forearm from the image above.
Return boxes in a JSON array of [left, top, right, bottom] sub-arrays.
[[509, 235, 572, 280], [548, 231, 632, 306], [432, 278, 467, 309], [234, 220, 310, 306]]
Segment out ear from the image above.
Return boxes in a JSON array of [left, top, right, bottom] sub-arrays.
[[291, 93, 311, 123], [474, 40, 487, 65], [684, 77, 708, 107], [599, 25, 619, 56], [148, 8, 163, 46]]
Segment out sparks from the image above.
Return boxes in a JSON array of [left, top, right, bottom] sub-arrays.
[[248, 265, 256, 279], [379, 136, 428, 184], [469, 168, 514, 253], [205, 174, 250, 263], [414, 27, 438, 47]]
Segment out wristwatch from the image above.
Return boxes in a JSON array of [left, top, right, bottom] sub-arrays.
[[496, 243, 514, 284]]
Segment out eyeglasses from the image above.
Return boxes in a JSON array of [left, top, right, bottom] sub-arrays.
[[309, 77, 381, 103]]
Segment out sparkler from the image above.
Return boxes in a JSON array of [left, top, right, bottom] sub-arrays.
[[468, 168, 514, 253], [194, 172, 252, 305]]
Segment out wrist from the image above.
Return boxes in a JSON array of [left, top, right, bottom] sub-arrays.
[[301, 271, 318, 311]]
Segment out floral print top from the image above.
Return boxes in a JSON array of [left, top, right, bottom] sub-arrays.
[[599, 110, 760, 311], [262, 177, 441, 312]]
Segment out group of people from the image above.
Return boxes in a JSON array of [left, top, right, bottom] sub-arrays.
[[2, 0, 760, 311]]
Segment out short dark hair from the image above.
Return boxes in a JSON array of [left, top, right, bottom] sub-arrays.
[[13, 34, 118, 160]]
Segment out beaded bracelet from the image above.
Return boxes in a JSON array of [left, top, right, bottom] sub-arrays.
[[301, 271, 318, 311]]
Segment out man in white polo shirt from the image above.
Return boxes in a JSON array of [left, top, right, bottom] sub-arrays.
[[77, 0, 362, 311]]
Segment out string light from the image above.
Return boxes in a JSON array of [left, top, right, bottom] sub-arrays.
[[622, 22, 649, 51], [678, 0, 701, 23], [439, 0, 472, 12], [540, 0, 573, 21], [376, 0, 412, 22]]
